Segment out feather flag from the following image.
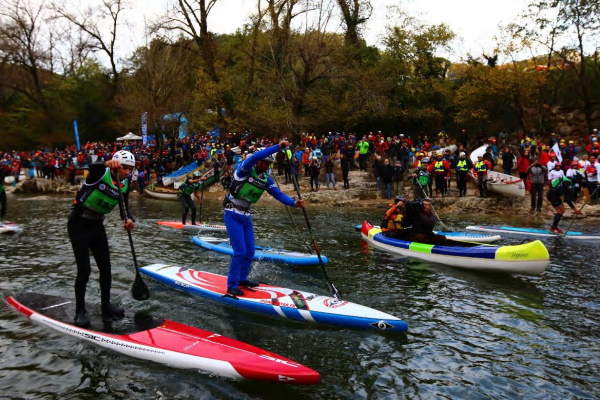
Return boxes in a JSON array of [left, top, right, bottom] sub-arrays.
[[551, 143, 563, 163]]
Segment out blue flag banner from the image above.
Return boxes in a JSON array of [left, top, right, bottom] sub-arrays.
[[73, 120, 81, 150], [209, 127, 220, 138], [141, 112, 148, 145]]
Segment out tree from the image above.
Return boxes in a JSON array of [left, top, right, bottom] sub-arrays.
[[152, 0, 231, 123], [522, 0, 600, 132], [454, 63, 545, 133], [381, 12, 455, 130], [335, 0, 372, 46], [119, 40, 196, 141], [0, 0, 70, 147], [51, 0, 128, 98]]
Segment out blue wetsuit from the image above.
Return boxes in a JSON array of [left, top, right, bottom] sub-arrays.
[[223, 145, 296, 291]]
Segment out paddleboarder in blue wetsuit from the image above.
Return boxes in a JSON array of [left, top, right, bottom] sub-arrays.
[[546, 176, 582, 233], [68, 150, 136, 327], [223, 140, 305, 296]]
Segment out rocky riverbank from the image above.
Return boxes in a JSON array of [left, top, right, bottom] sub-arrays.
[[6, 171, 600, 220]]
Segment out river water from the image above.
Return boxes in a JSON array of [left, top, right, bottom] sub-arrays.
[[1, 194, 599, 399]]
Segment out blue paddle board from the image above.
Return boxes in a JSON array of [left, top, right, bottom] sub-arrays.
[[192, 236, 328, 266], [466, 225, 600, 240]]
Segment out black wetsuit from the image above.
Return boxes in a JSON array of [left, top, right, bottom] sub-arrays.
[[409, 202, 447, 245], [67, 162, 132, 317]]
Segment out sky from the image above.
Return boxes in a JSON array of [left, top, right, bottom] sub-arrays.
[[127, 0, 531, 62]]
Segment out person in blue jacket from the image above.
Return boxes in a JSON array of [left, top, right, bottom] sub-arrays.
[[223, 140, 305, 296]]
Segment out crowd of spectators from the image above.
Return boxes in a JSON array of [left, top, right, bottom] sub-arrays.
[[2, 128, 599, 202]]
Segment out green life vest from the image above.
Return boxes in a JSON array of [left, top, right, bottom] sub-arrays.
[[0, 184, 5, 194], [178, 178, 201, 196], [229, 169, 269, 204], [76, 168, 128, 214], [457, 160, 469, 171], [415, 168, 429, 186], [552, 176, 571, 188]]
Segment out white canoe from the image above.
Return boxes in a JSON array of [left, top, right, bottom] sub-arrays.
[[486, 171, 525, 197]]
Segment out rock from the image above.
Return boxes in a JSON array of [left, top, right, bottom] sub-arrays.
[[9, 178, 79, 195]]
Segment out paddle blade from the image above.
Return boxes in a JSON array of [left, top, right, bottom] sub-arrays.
[[131, 273, 150, 301]]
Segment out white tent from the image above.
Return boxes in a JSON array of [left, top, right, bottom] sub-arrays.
[[116, 132, 143, 141]]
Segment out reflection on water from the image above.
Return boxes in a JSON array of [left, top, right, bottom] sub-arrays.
[[1, 194, 599, 399]]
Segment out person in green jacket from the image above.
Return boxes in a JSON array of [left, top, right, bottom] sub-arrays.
[[177, 171, 205, 225], [68, 150, 135, 327], [411, 158, 430, 200]]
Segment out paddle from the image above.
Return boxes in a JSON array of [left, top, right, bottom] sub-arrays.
[[115, 173, 150, 301], [562, 185, 599, 237], [198, 178, 205, 224], [415, 180, 451, 231], [283, 148, 342, 299], [271, 172, 313, 254]]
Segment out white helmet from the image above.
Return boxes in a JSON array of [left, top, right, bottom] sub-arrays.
[[112, 150, 135, 167]]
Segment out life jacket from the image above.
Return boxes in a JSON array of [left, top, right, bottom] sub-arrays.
[[75, 167, 128, 214], [475, 161, 488, 173], [433, 161, 445, 173], [414, 168, 429, 186], [551, 176, 572, 189], [456, 159, 469, 171], [178, 177, 201, 196], [229, 168, 269, 204], [381, 205, 404, 231]]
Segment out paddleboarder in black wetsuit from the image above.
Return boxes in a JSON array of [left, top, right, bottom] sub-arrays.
[[546, 176, 582, 234], [68, 150, 136, 327], [177, 171, 205, 225]]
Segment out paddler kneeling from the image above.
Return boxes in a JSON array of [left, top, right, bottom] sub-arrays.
[[408, 198, 448, 245]]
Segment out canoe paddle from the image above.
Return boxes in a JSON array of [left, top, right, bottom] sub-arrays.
[[284, 149, 342, 299], [115, 174, 150, 301], [562, 185, 599, 237]]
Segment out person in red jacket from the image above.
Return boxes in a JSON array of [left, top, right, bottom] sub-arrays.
[[429, 154, 450, 197], [473, 155, 491, 197], [517, 149, 533, 181]]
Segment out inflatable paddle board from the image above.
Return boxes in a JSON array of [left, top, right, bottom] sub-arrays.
[[158, 220, 227, 233], [466, 225, 600, 240], [0, 221, 22, 234], [192, 236, 327, 266], [361, 221, 550, 276], [140, 264, 408, 333], [6, 292, 319, 384]]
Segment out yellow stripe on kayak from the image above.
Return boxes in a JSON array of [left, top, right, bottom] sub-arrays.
[[494, 240, 549, 261], [368, 228, 382, 240]]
